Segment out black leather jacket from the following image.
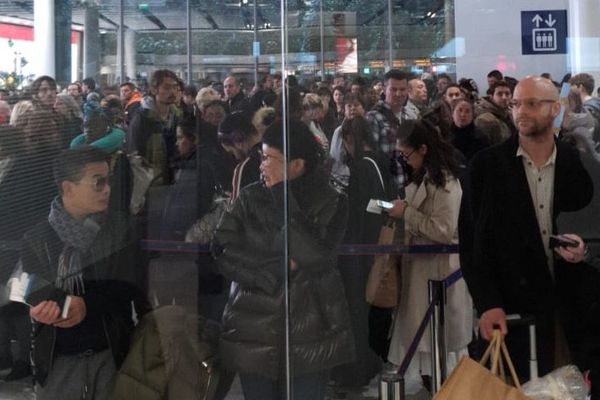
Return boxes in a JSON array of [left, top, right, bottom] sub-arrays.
[[215, 169, 355, 379], [19, 214, 148, 385]]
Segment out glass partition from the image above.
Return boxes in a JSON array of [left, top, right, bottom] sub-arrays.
[[0, 1, 599, 399]]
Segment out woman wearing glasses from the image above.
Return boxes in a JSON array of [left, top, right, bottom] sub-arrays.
[[214, 120, 353, 400], [386, 120, 473, 394]]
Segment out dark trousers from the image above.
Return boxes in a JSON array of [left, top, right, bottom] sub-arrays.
[[36, 349, 115, 400], [0, 306, 12, 362], [369, 306, 393, 362], [239, 370, 329, 400], [0, 302, 31, 364]]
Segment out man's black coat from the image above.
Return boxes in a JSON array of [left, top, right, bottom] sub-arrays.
[[459, 134, 593, 376]]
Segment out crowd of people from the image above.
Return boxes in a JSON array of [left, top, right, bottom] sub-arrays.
[[0, 66, 598, 399]]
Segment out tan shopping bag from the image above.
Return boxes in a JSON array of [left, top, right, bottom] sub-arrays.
[[365, 219, 401, 308], [433, 330, 532, 400]]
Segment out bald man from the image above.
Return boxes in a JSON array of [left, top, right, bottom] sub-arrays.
[[407, 78, 428, 108], [403, 78, 427, 119], [460, 77, 592, 379], [223, 75, 250, 113]]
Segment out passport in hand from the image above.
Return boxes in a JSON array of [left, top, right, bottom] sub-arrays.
[[8, 272, 71, 319]]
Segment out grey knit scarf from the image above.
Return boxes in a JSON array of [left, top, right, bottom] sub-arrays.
[[48, 197, 101, 295]]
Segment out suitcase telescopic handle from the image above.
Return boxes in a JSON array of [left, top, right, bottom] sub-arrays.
[[505, 314, 538, 380]]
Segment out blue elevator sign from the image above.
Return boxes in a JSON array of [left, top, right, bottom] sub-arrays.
[[521, 10, 567, 55]]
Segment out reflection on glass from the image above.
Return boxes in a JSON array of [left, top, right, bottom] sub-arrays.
[[0, 1, 599, 399]]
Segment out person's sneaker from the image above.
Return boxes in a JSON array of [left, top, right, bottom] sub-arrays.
[[4, 361, 31, 381], [382, 361, 400, 376]]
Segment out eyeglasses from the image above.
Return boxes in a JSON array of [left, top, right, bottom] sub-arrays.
[[509, 99, 557, 109], [80, 176, 110, 192], [399, 149, 415, 160]]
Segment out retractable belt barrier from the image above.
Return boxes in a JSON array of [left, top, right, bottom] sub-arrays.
[[0, 234, 583, 398], [139, 238, 462, 400], [380, 269, 463, 400], [138, 238, 462, 400], [139, 240, 460, 255], [398, 269, 462, 377]]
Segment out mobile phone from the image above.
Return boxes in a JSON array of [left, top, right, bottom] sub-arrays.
[[376, 200, 394, 210], [549, 235, 579, 248]]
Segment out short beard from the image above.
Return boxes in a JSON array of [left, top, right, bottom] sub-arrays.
[[517, 113, 554, 138], [520, 122, 555, 139]]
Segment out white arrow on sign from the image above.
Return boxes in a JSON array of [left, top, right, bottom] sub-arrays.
[[545, 14, 556, 27], [532, 14, 543, 28]]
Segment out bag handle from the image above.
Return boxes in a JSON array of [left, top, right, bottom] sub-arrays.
[[479, 330, 522, 388], [363, 156, 385, 191], [479, 330, 497, 366], [500, 334, 522, 388]]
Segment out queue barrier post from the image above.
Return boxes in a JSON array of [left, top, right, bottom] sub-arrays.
[[379, 372, 405, 400], [429, 279, 447, 394]]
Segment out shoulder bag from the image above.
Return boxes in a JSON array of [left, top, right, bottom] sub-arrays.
[[364, 156, 401, 308]]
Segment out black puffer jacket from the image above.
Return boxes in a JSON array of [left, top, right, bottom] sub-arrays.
[[214, 169, 354, 379]]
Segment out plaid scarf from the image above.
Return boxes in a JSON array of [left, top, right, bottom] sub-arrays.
[[48, 197, 101, 295]]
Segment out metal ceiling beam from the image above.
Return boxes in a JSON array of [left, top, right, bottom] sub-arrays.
[[362, 5, 386, 26], [140, 8, 167, 30], [198, 9, 219, 30], [99, 13, 128, 29]]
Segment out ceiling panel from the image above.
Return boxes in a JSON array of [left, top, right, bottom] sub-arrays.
[[0, 0, 446, 31]]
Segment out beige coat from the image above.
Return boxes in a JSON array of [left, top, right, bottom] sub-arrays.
[[388, 174, 473, 367]]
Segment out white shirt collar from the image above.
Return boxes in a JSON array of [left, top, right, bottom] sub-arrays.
[[516, 143, 557, 168]]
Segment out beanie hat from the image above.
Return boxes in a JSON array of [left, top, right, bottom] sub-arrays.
[[218, 111, 255, 145], [262, 118, 322, 172]]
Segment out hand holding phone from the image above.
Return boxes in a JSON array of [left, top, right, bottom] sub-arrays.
[[366, 199, 393, 214], [376, 200, 394, 210], [551, 233, 585, 264], [549, 234, 579, 248]]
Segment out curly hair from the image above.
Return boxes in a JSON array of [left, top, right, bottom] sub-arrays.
[[195, 87, 221, 112]]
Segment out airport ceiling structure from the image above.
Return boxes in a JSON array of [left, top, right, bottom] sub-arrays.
[[0, 0, 447, 33], [0, 0, 449, 60]]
